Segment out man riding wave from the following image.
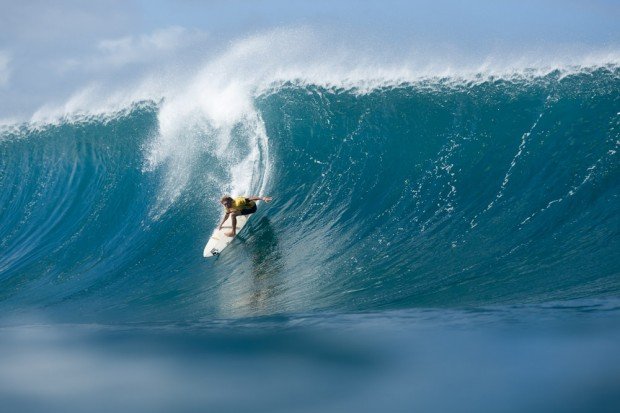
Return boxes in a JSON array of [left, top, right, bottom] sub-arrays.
[[218, 195, 272, 237]]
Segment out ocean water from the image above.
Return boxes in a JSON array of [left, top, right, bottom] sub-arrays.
[[1, 65, 619, 412]]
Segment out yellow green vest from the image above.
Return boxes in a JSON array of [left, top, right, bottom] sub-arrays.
[[230, 196, 255, 212]]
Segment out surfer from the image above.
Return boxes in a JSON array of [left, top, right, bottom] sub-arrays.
[[219, 195, 272, 237]]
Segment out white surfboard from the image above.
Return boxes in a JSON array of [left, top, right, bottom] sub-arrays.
[[203, 203, 257, 258]]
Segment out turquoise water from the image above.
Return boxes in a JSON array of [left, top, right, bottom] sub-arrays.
[[1, 66, 619, 411]]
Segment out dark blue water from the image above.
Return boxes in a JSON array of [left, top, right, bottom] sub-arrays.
[[1, 67, 619, 412]]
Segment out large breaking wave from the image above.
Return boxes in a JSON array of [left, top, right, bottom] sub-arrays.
[[1, 64, 618, 321]]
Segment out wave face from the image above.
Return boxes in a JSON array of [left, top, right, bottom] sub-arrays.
[[1, 67, 619, 321]]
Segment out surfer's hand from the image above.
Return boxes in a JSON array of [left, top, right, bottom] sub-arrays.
[[263, 196, 272, 203]]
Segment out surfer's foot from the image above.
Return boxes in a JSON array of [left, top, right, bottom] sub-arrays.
[[225, 231, 235, 237]]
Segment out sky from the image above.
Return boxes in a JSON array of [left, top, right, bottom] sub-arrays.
[[0, 0, 618, 121]]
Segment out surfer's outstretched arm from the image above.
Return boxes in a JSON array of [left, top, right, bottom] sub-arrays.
[[218, 212, 230, 230], [247, 196, 272, 202]]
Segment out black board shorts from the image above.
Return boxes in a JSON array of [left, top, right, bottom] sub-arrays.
[[239, 204, 257, 215]]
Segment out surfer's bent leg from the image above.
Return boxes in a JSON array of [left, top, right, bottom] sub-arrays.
[[230, 212, 239, 234], [240, 204, 257, 216]]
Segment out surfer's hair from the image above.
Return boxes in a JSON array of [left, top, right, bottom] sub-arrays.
[[220, 196, 233, 203]]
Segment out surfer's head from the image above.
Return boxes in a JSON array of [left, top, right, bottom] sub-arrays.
[[220, 196, 233, 208]]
